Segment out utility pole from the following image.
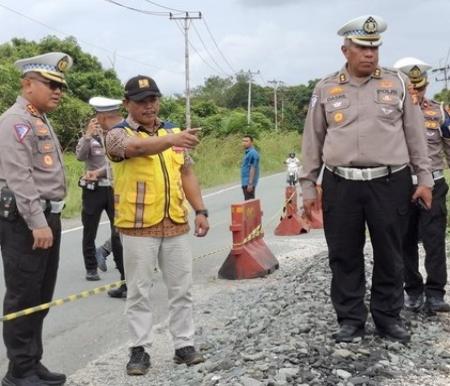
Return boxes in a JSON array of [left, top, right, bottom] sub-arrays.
[[247, 70, 260, 125], [170, 12, 202, 129], [268, 80, 283, 131], [279, 81, 285, 126], [432, 65, 450, 90]]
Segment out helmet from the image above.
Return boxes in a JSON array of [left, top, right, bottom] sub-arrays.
[[289, 152, 295, 158]]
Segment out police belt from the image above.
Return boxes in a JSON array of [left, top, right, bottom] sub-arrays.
[[411, 170, 444, 185], [325, 164, 407, 181], [432, 170, 445, 181], [79, 178, 111, 187], [40, 199, 65, 214], [97, 179, 111, 187]]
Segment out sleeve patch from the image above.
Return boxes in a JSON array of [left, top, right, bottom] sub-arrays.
[[14, 124, 31, 143]]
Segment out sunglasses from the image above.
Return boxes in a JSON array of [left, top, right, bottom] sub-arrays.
[[30, 77, 67, 91]]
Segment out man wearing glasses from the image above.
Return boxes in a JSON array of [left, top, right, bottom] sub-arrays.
[[0, 52, 71, 386]]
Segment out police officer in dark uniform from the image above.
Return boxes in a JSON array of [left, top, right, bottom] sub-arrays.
[[300, 16, 433, 344], [76, 97, 126, 298], [395, 57, 450, 313], [0, 52, 71, 386]]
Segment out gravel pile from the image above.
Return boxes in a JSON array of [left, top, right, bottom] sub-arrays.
[[67, 239, 450, 386]]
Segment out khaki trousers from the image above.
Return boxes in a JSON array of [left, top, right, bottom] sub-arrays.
[[122, 233, 194, 350]]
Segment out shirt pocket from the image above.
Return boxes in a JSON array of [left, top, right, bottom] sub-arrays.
[[324, 97, 350, 128], [374, 90, 402, 122]]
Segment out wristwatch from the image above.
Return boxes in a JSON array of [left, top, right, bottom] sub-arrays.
[[195, 209, 209, 218]]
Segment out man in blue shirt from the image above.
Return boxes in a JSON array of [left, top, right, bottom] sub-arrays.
[[241, 135, 260, 200]]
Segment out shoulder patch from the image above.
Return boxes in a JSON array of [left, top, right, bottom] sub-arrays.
[[310, 94, 319, 108], [14, 124, 31, 143]]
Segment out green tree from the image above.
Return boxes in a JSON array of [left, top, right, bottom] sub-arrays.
[[434, 88, 450, 105], [192, 75, 233, 107]]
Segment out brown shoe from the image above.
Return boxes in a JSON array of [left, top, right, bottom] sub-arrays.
[[174, 346, 205, 366]]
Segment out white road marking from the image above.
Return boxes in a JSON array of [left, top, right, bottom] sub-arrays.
[[62, 173, 283, 234]]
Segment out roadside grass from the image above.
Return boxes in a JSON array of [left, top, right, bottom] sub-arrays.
[[63, 153, 83, 218], [62, 131, 301, 218]]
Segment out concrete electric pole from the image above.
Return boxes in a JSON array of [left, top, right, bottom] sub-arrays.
[[247, 70, 260, 125], [268, 80, 283, 131], [170, 12, 202, 129]]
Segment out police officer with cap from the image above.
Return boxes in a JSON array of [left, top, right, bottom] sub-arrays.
[[394, 57, 450, 313], [76, 97, 127, 298], [0, 52, 71, 385], [300, 15, 433, 344]]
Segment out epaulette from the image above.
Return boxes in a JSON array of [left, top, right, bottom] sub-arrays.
[[322, 71, 340, 81], [380, 66, 399, 75], [316, 71, 340, 87]]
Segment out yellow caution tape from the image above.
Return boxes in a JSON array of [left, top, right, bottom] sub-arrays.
[[233, 224, 263, 248], [1, 280, 126, 322], [193, 246, 229, 261], [1, 191, 294, 321]]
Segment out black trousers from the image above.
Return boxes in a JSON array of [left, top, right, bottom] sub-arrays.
[[403, 178, 448, 298], [81, 187, 124, 280], [0, 212, 61, 377], [322, 167, 412, 328], [242, 186, 256, 200]]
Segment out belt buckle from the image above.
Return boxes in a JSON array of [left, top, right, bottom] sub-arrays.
[[352, 169, 363, 180]]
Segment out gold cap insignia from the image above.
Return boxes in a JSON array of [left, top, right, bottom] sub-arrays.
[[363, 17, 377, 34], [57, 56, 70, 72], [138, 79, 150, 88], [409, 66, 422, 80]]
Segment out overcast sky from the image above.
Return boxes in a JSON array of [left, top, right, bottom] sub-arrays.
[[0, 0, 449, 97]]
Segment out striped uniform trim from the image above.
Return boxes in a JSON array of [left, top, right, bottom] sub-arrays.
[[23, 63, 58, 72], [1, 280, 125, 322], [134, 181, 146, 228]]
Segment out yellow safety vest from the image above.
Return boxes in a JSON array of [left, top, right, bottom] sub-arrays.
[[111, 126, 188, 228]]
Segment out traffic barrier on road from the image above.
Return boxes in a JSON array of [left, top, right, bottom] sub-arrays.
[[0, 280, 125, 322], [274, 185, 310, 236], [218, 199, 279, 280]]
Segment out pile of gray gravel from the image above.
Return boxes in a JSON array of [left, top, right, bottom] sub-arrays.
[[67, 239, 450, 386]]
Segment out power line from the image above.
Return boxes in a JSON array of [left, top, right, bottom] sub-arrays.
[[191, 23, 231, 77], [141, 0, 188, 13], [103, 0, 174, 16], [173, 19, 220, 75], [0, 2, 179, 73], [202, 18, 236, 74]]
